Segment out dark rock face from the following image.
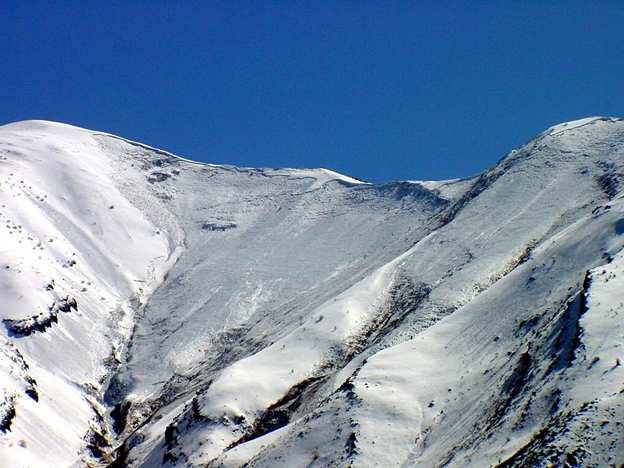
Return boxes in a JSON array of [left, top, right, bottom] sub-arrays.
[[3, 312, 59, 337], [200, 222, 237, 232], [0, 396, 16, 433], [3, 296, 78, 337], [595, 160, 621, 199], [147, 172, 171, 183]]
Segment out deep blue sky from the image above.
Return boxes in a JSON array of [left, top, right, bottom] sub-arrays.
[[2, 2, 623, 183]]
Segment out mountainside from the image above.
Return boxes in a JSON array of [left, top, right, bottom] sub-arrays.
[[0, 117, 623, 467]]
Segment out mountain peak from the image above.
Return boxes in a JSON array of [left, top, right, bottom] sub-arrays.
[[544, 115, 621, 136]]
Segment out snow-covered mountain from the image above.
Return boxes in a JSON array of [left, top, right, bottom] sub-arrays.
[[0, 117, 623, 467]]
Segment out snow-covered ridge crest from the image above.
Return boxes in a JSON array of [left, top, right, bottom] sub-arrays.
[[4, 120, 370, 188], [544, 115, 622, 136]]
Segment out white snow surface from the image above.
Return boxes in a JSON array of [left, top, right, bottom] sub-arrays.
[[0, 117, 624, 467]]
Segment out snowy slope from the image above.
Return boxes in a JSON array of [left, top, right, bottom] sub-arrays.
[[0, 117, 623, 467], [0, 121, 177, 466]]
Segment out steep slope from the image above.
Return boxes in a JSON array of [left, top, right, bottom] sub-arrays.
[[0, 117, 623, 467], [0, 120, 453, 466], [0, 121, 177, 466], [205, 117, 624, 468]]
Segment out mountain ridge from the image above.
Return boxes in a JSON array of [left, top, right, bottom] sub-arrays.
[[1, 119, 370, 187], [0, 117, 623, 466], [5, 115, 622, 175]]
